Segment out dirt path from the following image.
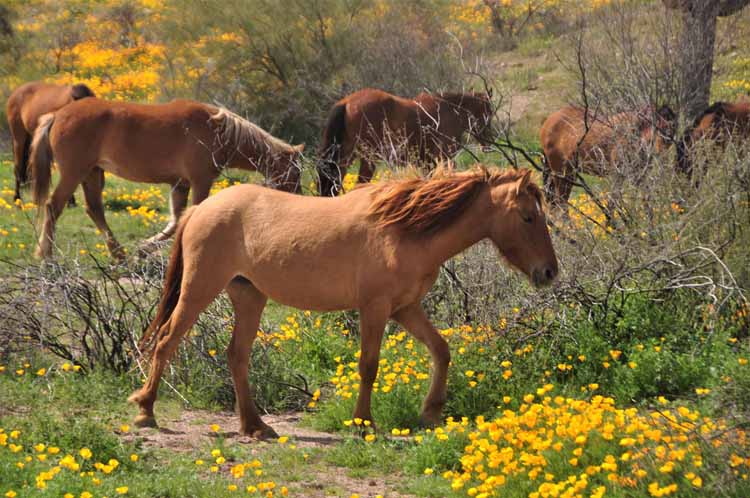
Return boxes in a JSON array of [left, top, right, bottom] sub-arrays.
[[126, 409, 416, 498], [128, 409, 341, 451]]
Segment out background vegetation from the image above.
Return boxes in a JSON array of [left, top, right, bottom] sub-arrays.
[[1, 1, 749, 497]]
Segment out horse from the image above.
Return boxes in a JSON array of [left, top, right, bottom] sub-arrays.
[[540, 105, 677, 208], [28, 98, 304, 259], [676, 101, 750, 181], [6, 81, 95, 203], [127, 167, 558, 438], [317, 88, 495, 196]]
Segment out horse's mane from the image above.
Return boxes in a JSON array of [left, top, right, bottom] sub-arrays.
[[210, 107, 296, 155], [367, 166, 535, 236]]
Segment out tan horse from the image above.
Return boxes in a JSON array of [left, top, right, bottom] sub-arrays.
[[318, 88, 495, 196], [28, 98, 304, 259], [6, 81, 95, 202], [676, 101, 750, 181], [128, 167, 558, 438], [540, 105, 676, 207]]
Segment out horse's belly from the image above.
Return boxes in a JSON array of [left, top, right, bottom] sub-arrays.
[[99, 158, 175, 184]]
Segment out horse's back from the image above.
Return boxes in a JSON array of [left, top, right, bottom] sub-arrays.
[[49, 98, 215, 183], [8, 82, 74, 131], [540, 106, 585, 155], [184, 184, 378, 310]]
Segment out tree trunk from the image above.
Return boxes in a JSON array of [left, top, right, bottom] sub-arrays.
[[664, 0, 750, 122], [677, 2, 718, 123]]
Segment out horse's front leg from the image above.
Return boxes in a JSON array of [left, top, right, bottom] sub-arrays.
[[352, 301, 390, 429], [393, 303, 450, 428], [225, 278, 275, 439], [141, 180, 190, 251]]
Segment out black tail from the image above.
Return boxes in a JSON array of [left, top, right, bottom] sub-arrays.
[[318, 102, 347, 196], [13, 134, 31, 201]]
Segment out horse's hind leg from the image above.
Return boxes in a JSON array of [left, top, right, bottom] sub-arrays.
[[131, 273, 230, 427], [81, 168, 124, 259], [35, 171, 83, 259], [141, 179, 190, 250], [225, 277, 276, 439], [393, 304, 450, 428]]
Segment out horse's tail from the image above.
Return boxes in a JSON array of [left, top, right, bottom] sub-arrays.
[[138, 206, 197, 356], [29, 112, 55, 208], [318, 102, 347, 196], [14, 133, 31, 198]]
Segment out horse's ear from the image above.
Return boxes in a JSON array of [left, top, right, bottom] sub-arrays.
[[294, 144, 305, 153], [515, 169, 532, 197]]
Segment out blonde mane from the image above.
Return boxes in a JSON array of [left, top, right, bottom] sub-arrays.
[[210, 107, 296, 155], [368, 166, 538, 236]]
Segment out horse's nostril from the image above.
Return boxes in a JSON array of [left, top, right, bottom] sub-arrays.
[[545, 267, 556, 281]]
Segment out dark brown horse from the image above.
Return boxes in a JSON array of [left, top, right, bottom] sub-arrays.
[[318, 88, 495, 196], [676, 101, 750, 181], [6, 81, 95, 202], [29, 98, 304, 259], [540, 105, 676, 208]]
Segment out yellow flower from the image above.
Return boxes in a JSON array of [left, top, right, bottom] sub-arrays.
[[120, 424, 130, 433], [130, 454, 138, 462], [79, 448, 93, 459], [210, 424, 220, 432], [278, 436, 289, 444], [36, 368, 46, 376], [116, 487, 128, 495], [364, 434, 376, 442], [424, 467, 434, 475]]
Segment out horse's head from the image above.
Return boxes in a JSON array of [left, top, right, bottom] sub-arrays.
[[436, 92, 496, 146], [467, 92, 496, 146], [641, 104, 677, 151], [270, 143, 305, 193], [488, 169, 558, 288]]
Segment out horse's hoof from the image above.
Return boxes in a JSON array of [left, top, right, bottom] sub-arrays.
[[245, 425, 279, 440], [419, 413, 442, 429], [133, 414, 158, 428]]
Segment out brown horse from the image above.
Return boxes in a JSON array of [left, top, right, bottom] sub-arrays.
[[676, 101, 750, 180], [29, 98, 304, 259], [318, 88, 495, 196], [540, 105, 676, 207], [6, 81, 95, 202], [128, 167, 558, 438]]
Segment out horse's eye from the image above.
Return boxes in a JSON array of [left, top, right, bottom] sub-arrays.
[[522, 214, 533, 224]]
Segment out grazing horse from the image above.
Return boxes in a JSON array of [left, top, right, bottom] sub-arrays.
[[28, 98, 304, 259], [6, 81, 95, 202], [540, 105, 676, 208], [676, 101, 750, 181], [128, 167, 558, 438], [318, 88, 495, 196]]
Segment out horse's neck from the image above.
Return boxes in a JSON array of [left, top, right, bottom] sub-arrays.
[[419, 189, 491, 268], [227, 139, 270, 172]]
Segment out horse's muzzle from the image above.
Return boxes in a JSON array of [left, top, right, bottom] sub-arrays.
[[531, 264, 558, 288]]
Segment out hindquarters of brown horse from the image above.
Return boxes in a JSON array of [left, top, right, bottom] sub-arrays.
[[6, 81, 94, 201]]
